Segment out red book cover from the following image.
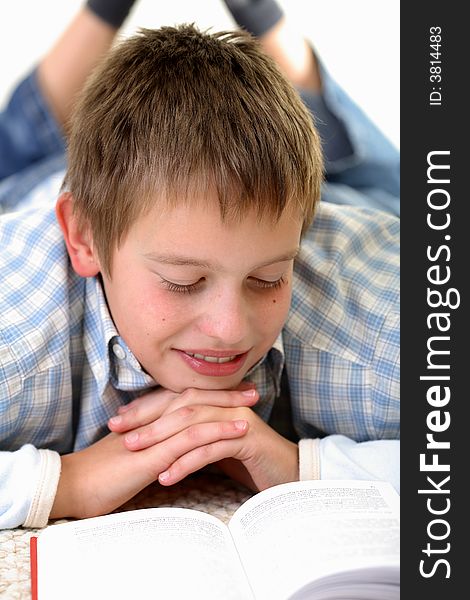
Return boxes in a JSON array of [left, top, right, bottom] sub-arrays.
[[30, 536, 38, 600]]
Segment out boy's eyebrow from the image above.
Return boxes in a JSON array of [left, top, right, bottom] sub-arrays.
[[143, 249, 300, 270]]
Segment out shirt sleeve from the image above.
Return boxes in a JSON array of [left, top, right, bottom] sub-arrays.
[[298, 435, 399, 495], [0, 445, 61, 529]]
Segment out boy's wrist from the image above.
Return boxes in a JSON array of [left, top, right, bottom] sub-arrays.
[[49, 453, 84, 520]]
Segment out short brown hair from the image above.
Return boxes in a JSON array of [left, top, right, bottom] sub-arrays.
[[65, 24, 323, 275]]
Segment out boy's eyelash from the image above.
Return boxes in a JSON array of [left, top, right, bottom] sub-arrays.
[[160, 276, 286, 294], [160, 279, 203, 294], [251, 276, 286, 290]]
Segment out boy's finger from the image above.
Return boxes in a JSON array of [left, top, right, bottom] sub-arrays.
[[122, 405, 252, 450], [234, 381, 256, 391], [161, 387, 258, 417], [108, 390, 176, 432], [144, 420, 248, 478], [109, 387, 258, 432], [157, 438, 244, 486]]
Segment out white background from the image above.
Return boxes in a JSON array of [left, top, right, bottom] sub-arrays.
[[0, 0, 399, 148]]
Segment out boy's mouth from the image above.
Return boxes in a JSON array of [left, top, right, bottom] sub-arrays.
[[175, 349, 250, 377], [184, 351, 238, 364]]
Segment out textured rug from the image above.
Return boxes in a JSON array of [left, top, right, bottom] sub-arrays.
[[0, 473, 253, 599]]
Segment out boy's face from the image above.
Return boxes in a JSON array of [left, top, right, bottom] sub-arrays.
[[99, 197, 302, 392]]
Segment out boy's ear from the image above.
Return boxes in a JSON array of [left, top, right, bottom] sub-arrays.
[[56, 192, 101, 277]]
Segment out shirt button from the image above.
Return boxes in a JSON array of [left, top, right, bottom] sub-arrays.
[[112, 344, 126, 360]]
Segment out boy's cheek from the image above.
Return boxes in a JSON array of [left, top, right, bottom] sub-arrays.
[[261, 285, 292, 328]]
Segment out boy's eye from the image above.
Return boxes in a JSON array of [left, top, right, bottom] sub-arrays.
[[159, 276, 286, 294], [249, 276, 286, 290], [160, 278, 205, 294]]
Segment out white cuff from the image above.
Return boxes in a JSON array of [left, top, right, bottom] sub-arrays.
[[318, 435, 400, 494], [24, 449, 61, 528], [298, 438, 321, 480]]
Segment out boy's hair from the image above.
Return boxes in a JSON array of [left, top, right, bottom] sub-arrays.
[[65, 24, 323, 275]]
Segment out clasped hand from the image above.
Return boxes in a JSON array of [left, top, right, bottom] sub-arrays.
[[108, 385, 298, 492]]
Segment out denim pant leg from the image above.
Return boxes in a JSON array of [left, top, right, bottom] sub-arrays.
[[299, 65, 400, 217], [0, 69, 65, 182], [0, 68, 66, 212]]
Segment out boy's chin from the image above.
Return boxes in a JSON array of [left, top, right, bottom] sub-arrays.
[[165, 375, 247, 394]]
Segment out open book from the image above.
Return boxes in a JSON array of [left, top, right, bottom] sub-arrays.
[[31, 480, 399, 600]]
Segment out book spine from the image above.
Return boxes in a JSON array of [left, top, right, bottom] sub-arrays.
[[30, 536, 38, 600]]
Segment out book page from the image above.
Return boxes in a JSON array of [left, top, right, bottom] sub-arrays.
[[37, 507, 254, 600], [228, 480, 399, 600]]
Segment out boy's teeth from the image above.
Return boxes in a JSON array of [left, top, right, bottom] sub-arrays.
[[187, 352, 237, 363]]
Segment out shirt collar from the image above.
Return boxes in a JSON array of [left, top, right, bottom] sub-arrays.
[[83, 277, 155, 394], [244, 331, 284, 381], [243, 332, 285, 421]]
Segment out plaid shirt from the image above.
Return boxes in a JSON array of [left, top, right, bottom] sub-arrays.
[[0, 194, 399, 455]]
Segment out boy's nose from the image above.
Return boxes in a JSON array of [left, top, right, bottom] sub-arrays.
[[199, 290, 250, 346]]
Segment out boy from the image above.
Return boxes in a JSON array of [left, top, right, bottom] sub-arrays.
[[0, 21, 399, 528]]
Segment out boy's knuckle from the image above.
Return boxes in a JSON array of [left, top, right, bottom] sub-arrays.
[[184, 424, 200, 443], [181, 387, 198, 403], [128, 405, 140, 421], [220, 421, 235, 435], [226, 391, 239, 405], [198, 443, 215, 461], [147, 422, 160, 440], [177, 405, 195, 420]]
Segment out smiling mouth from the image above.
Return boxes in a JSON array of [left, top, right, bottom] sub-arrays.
[[176, 349, 250, 376], [184, 352, 239, 364]]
